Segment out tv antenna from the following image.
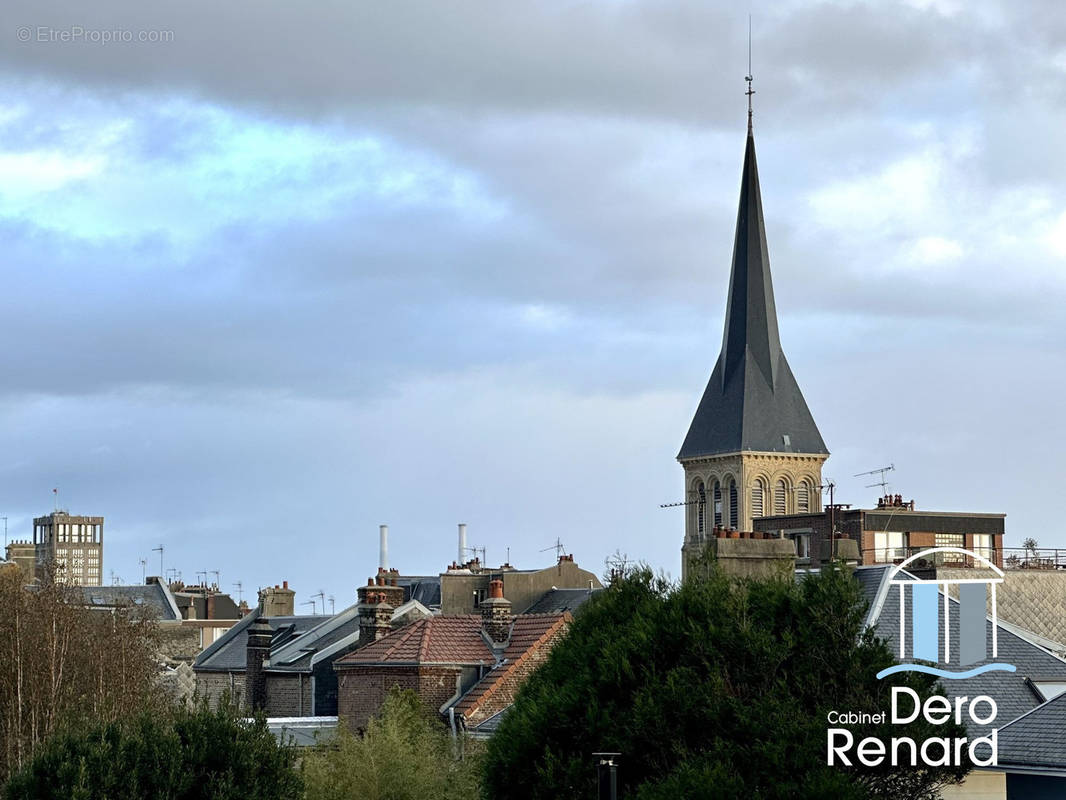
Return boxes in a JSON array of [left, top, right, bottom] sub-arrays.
[[210, 570, 221, 589], [312, 590, 325, 614], [327, 595, 336, 614], [855, 464, 895, 495], [658, 499, 701, 508], [233, 581, 244, 603], [139, 558, 147, 584], [301, 599, 317, 614], [540, 538, 567, 559], [152, 544, 164, 577]]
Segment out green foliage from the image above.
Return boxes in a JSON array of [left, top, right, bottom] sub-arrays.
[[302, 688, 481, 800], [3, 698, 302, 800], [483, 565, 969, 800]]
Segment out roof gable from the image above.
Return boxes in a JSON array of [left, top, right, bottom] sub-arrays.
[[452, 613, 570, 724]]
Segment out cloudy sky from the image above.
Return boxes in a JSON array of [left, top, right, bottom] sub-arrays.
[[2, 0, 1064, 608]]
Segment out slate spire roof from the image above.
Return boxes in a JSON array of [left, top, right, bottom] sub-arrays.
[[678, 127, 828, 459]]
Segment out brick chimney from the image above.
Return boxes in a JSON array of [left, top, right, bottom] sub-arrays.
[[357, 579, 394, 644], [245, 615, 272, 712], [481, 579, 512, 645]]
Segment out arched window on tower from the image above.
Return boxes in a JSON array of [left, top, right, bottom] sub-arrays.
[[729, 481, 738, 528], [696, 481, 706, 536], [751, 479, 765, 519], [775, 479, 788, 516], [713, 481, 723, 527], [797, 481, 811, 513]]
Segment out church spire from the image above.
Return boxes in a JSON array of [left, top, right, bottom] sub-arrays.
[[677, 120, 827, 460]]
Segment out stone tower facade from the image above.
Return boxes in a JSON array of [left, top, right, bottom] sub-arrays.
[[679, 120, 828, 579], [33, 512, 104, 586]]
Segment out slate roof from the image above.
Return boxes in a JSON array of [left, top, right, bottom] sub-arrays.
[[523, 588, 601, 615], [77, 582, 181, 622], [861, 565, 1066, 738], [266, 606, 362, 672], [468, 707, 510, 739], [395, 576, 442, 609], [999, 690, 1066, 771], [194, 609, 330, 672], [336, 615, 496, 667], [679, 130, 827, 459], [453, 614, 570, 723]]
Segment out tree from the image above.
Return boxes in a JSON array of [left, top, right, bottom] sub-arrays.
[[483, 565, 970, 800], [302, 688, 481, 800], [3, 699, 302, 800], [0, 565, 164, 784]]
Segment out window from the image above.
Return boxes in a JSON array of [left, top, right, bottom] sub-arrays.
[[797, 481, 810, 513], [729, 481, 738, 528], [774, 479, 788, 516], [973, 534, 994, 562], [696, 482, 706, 535], [1035, 682, 1066, 701], [751, 479, 765, 519], [793, 533, 811, 561], [935, 533, 965, 563], [713, 482, 723, 527], [874, 531, 908, 562]]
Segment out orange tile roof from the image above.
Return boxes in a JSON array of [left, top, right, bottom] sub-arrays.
[[454, 613, 570, 722], [335, 615, 495, 666]]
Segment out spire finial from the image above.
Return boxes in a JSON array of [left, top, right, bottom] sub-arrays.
[[745, 15, 754, 134]]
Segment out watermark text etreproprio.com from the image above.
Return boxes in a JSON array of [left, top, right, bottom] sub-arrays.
[[16, 25, 174, 44]]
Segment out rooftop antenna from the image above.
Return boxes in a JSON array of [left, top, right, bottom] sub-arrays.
[[139, 558, 147, 584], [233, 581, 244, 603], [855, 464, 895, 496], [312, 590, 325, 614], [328, 595, 335, 614], [53, 487, 59, 513], [196, 569, 208, 586], [210, 570, 221, 590], [302, 599, 316, 614], [152, 544, 164, 577], [745, 14, 755, 133], [816, 480, 838, 534], [540, 538, 566, 560]]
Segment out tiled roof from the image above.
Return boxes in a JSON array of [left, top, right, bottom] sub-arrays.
[[857, 565, 1066, 742], [999, 690, 1066, 770], [336, 615, 495, 667], [453, 614, 570, 723]]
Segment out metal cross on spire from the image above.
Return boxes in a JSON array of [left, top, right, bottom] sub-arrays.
[[745, 15, 755, 133]]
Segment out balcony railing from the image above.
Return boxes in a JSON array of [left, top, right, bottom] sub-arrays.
[[1001, 548, 1066, 571], [862, 547, 1001, 569]]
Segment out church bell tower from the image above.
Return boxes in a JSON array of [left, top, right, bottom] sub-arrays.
[[679, 104, 829, 578]]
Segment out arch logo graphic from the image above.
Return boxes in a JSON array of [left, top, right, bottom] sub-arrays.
[[876, 547, 1016, 680]]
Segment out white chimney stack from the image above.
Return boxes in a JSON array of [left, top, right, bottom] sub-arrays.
[[458, 523, 467, 565], [379, 524, 389, 571]]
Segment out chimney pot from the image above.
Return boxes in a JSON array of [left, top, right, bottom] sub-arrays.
[[489, 579, 504, 599], [282, 580, 288, 589]]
